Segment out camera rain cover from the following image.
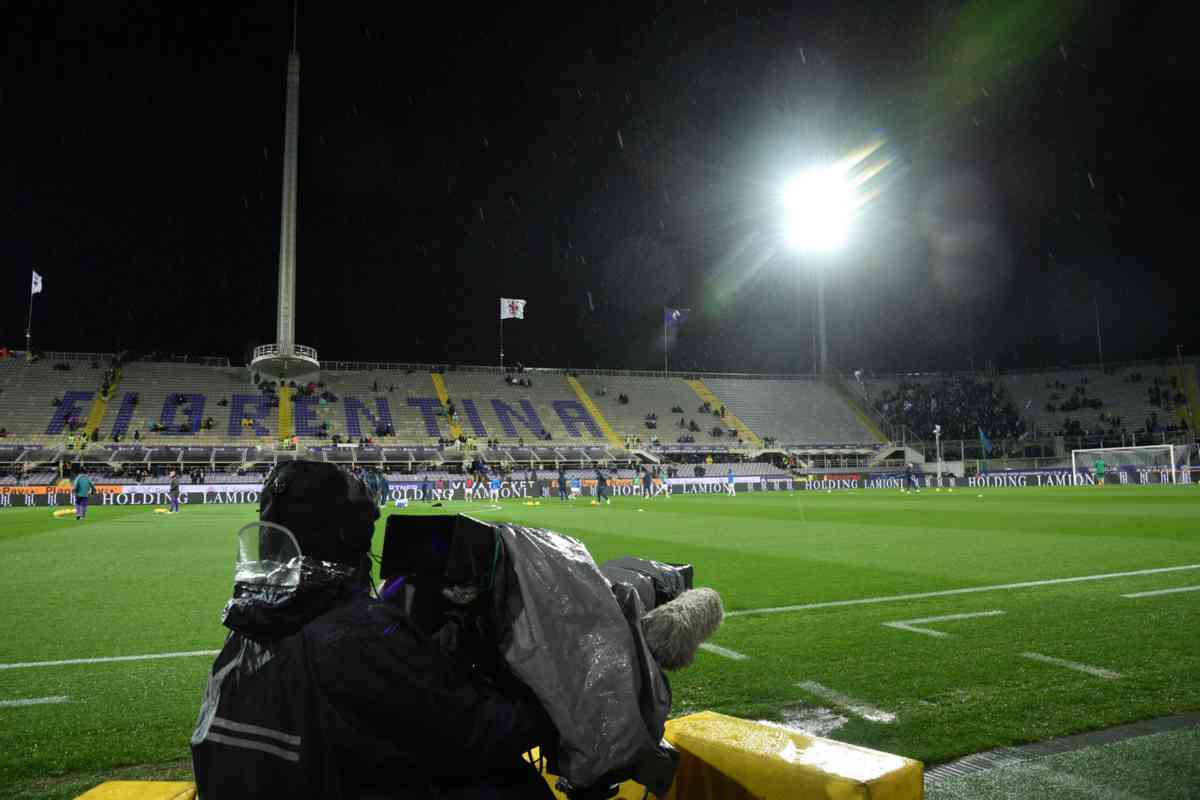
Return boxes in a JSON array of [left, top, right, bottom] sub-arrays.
[[235, 521, 304, 587], [223, 521, 362, 641], [496, 523, 670, 789]]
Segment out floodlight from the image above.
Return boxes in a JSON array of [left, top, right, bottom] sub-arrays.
[[781, 166, 855, 252]]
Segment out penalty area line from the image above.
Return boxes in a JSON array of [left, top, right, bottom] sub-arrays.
[[726, 563, 1200, 618], [1020, 652, 1122, 680], [882, 610, 1005, 638], [797, 681, 895, 723]]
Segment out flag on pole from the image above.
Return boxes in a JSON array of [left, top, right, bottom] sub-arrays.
[[500, 298, 526, 319], [31, 271, 43, 295], [664, 307, 690, 327], [978, 426, 993, 456]]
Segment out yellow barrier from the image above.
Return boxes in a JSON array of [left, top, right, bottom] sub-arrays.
[[565, 375, 625, 448], [276, 386, 294, 439], [75, 782, 195, 800], [430, 372, 464, 440], [81, 713, 921, 800], [829, 379, 887, 443], [662, 712, 922, 799], [685, 380, 762, 448], [530, 711, 922, 799], [1173, 363, 1200, 431]]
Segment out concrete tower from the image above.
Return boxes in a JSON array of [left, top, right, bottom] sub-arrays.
[[251, 4, 319, 379]]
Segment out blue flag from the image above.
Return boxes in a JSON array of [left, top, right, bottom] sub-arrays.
[[664, 307, 690, 327], [978, 426, 993, 456]]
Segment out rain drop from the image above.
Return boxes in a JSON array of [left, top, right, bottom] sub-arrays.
[[617, 130, 624, 150], [479, 207, 486, 224], [799, 47, 806, 64], [1087, 172, 1095, 189], [1059, 43, 1067, 62]]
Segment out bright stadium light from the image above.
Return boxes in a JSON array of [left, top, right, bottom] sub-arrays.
[[781, 166, 856, 252], [778, 139, 896, 374]]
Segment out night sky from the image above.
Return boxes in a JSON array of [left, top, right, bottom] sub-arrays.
[[4, 1, 1196, 374]]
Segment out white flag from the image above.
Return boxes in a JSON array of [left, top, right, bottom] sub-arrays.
[[500, 298, 526, 320], [31, 271, 43, 295]]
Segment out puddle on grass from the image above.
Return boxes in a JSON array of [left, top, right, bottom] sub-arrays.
[[757, 706, 850, 737]]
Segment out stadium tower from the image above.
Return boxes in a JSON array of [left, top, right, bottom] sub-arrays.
[[250, 5, 319, 383]]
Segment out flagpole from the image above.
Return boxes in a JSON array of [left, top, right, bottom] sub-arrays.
[[26, 274, 35, 355], [663, 308, 668, 377], [499, 317, 504, 369]]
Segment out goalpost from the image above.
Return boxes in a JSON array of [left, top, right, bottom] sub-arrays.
[[1070, 444, 1184, 485]]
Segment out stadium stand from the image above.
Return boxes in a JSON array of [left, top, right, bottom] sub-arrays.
[[441, 371, 611, 445], [703, 377, 877, 444], [99, 362, 274, 446], [863, 363, 1194, 446], [1000, 364, 1187, 440], [5, 354, 1193, 461], [571, 374, 729, 446], [0, 356, 104, 445], [867, 374, 1023, 442], [317, 368, 444, 442]]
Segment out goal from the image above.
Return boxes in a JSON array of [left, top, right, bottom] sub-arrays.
[[1070, 444, 1184, 485]]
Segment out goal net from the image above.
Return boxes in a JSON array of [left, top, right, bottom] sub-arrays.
[[1070, 444, 1185, 485]]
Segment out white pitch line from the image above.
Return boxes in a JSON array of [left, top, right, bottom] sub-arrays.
[[882, 610, 1005, 638], [0, 695, 71, 708], [0, 649, 220, 671], [725, 563, 1200, 618], [1020, 652, 1122, 680], [797, 681, 896, 723], [1122, 585, 1200, 599], [699, 643, 750, 661]]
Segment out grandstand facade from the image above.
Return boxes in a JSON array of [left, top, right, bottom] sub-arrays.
[[1, 350, 1196, 481]]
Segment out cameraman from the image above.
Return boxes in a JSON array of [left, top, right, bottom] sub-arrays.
[[190, 462, 553, 799]]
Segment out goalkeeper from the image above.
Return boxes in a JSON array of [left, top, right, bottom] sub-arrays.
[[1094, 455, 1106, 486]]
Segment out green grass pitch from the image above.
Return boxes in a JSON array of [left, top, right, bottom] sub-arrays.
[[1, 486, 1198, 798]]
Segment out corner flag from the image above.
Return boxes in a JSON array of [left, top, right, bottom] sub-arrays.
[[31, 271, 43, 295], [500, 298, 526, 319]]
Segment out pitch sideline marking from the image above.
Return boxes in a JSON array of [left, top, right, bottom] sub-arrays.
[[882, 610, 1005, 638], [796, 681, 896, 723], [0, 695, 71, 708], [699, 643, 750, 661], [1122, 585, 1200, 599], [726, 563, 1200, 618], [1020, 652, 1122, 680], [0, 650, 220, 671]]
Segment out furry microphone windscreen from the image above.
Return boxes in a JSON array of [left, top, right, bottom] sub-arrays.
[[641, 587, 724, 671]]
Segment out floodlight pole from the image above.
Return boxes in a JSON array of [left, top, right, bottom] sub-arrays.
[[816, 266, 828, 374]]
